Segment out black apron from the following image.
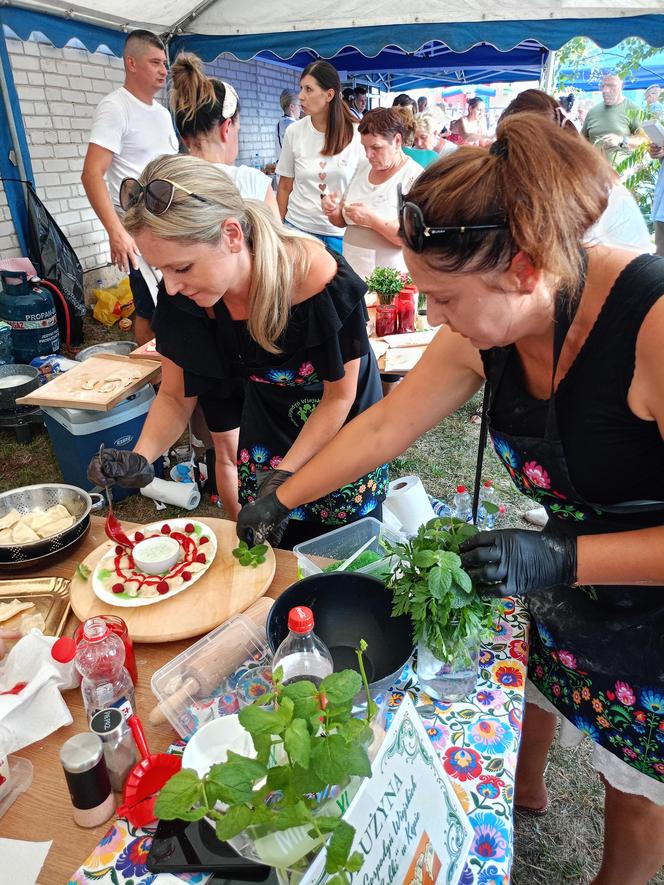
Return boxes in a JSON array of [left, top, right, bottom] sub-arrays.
[[484, 289, 664, 783]]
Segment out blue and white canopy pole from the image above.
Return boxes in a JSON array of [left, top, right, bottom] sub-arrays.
[[540, 49, 557, 96]]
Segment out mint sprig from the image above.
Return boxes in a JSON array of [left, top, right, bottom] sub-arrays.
[[232, 540, 268, 568]]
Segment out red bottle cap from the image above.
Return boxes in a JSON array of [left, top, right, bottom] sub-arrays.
[[51, 636, 76, 663], [456, 485, 467, 493], [288, 606, 314, 634]]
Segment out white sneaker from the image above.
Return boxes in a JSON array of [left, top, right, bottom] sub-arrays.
[[524, 506, 548, 527]]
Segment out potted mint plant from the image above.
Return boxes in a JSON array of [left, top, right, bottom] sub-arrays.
[[155, 644, 377, 884], [385, 518, 502, 701], [364, 266, 404, 337]]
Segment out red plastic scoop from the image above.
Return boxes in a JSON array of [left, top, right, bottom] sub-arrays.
[[99, 444, 135, 550], [116, 714, 182, 827]]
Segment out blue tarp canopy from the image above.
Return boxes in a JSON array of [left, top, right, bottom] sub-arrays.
[[559, 48, 664, 92]]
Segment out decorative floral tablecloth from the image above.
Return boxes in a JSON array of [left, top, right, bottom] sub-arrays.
[[70, 599, 529, 885]]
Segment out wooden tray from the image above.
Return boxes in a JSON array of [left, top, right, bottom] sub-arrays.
[[69, 518, 276, 642], [0, 576, 71, 636], [16, 353, 160, 412], [129, 339, 163, 361]]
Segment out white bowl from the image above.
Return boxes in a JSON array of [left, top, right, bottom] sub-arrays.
[[132, 535, 181, 575], [182, 714, 255, 778]]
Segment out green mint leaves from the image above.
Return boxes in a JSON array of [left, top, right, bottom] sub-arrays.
[[232, 540, 268, 568]]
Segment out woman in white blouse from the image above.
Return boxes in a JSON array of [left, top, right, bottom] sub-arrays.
[[276, 60, 362, 254], [321, 107, 422, 278]]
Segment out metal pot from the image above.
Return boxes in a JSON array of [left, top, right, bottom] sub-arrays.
[[76, 341, 137, 362], [0, 364, 40, 410], [0, 483, 104, 570]]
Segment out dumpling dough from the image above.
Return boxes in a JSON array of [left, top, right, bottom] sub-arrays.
[[47, 504, 72, 521], [0, 509, 21, 531], [11, 521, 39, 543], [23, 511, 53, 532], [38, 517, 73, 538]]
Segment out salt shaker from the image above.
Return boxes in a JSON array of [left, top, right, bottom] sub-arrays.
[[90, 707, 137, 793], [60, 733, 115, 827]]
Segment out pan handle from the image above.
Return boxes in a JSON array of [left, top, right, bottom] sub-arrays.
[[128, 714, 151, 761], [89, 492, 105, 511]]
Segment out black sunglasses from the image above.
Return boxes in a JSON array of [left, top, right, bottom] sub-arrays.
[[397, 184, 507, 253], [119, 177, 211, 215]]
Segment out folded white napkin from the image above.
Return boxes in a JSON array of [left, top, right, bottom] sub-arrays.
[[0, 838, 51, 885], [0, 632, 73, 756], [140, 477, 201, 510]]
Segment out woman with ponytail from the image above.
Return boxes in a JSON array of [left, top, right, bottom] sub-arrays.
[[88, 154, 387, 548], [276, 60, 363, 253], [239, 112, 664, 881]]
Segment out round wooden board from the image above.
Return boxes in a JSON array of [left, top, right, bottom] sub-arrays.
[[69, 517, 276, 642]]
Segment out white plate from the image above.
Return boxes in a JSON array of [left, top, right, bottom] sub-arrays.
[[91, 518, 217, 608], [182, 714, 256, 778]]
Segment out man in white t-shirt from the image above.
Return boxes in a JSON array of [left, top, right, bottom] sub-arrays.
[[81, 30, 179, 343]]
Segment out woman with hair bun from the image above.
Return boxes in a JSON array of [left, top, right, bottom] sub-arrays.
[[276, 60, 363, 253], [239, 112, 664, 881], [170, 53, 278, 217], [321, 107, 422, 277], [88, 154, 387, 548]]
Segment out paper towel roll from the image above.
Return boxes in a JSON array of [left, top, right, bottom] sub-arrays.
[[384, 475, 435, 534], [140, 477, 201, 510]]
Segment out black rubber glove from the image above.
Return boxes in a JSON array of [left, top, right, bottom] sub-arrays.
[[459, 529, 577, 598], [256, 469, 294, 499], [236, 492, 291, 547], [87, 449, 155, 489]]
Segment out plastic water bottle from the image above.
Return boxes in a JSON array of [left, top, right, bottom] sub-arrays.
[[75, 617, 136, 725], [453, 484, 472, 523], [272, 606, 334, 688], [253, 151, 262, 170], [478, 480, 497, 529]]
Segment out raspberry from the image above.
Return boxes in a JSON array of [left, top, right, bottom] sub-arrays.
[[196, 552, 206, 564], [156, 581, 169, 595], [198, 536, 208, 546], [161, 524, 171, 535], [181, 571, 192, 582], [115, 545, 123, 555], [134, 531, 144, 542], [184, 523, 195, 534], [112, 583, 124, 594]]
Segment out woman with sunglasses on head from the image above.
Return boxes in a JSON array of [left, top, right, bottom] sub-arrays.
[[276, 60, 363, 254], [238, 112, 664, 882], [88, 154, 388, 548]]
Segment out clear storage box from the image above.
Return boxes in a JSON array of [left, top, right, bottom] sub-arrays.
[[293, 517, 402, 580], [150, 614, 272, 739]]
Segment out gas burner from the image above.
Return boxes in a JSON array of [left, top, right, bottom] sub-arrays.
[[0, 405, 43, 443]]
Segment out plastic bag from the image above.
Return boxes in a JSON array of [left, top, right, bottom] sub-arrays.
[[92, 278, 134, 327]]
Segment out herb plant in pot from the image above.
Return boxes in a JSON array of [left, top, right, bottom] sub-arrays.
[[154, 645, 377, 884], [385, 518, 502, 701], [364, 267, 404, 337]]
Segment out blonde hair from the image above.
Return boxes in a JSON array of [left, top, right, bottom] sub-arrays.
[[123, 154, 312, 353], [413, 112, 436, 137]]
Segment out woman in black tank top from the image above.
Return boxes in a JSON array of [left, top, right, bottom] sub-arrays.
[[238, 112, 664, 882]]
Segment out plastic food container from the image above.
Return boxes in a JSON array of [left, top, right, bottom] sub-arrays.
[[150, 614, 271, 739], [293, 517, 403, 580]]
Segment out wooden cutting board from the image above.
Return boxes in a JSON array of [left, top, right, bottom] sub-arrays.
[[69, 517, 276, 642], [16, 353, 161, 412], [129, 339, 164, 361]]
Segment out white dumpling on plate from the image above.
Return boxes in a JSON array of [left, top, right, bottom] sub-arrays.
[[0, 509, 21, 531], [11, 521, 40, 543]]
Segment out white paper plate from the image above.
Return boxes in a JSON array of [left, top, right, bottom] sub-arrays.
[[92, 518, 217, 608]]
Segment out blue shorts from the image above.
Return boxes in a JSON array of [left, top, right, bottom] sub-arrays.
[[284, 221, 343, 255]]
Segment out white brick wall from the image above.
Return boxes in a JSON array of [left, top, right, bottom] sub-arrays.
[[0, 38, 301, 271]]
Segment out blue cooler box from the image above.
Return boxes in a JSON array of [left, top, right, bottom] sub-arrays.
[[42, 384, 161, 501]]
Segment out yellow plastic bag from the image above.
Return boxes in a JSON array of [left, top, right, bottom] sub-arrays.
[[92, 278, 135, 327]]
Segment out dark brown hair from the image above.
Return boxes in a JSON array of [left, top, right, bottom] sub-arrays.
[[301, 60, 354, 157], [358, 107, 412, 142], [124, 30, 165, 55], [170, 53, 239, 140], [500, 89, 577, 133], [404, 112, 612, 294]]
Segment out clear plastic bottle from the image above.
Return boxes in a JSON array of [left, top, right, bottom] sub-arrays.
[[253, 151, 262, 170], [272, 606, 334, 688], [453, 484, 472, 523], [478, 480, 496, 529], [75, 617, 136, 725]]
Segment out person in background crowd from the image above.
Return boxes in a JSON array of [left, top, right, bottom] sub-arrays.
[[89, 154, 387, 548], [237, 113, 664, 884], [350, 86, 368, 121], [651, 140, 664, 256], [276, 89, 301, 160], [575, 98, 594, 130], [165, 52, 280, 516], [81, 30, 179, 345], [413, 112, 457, 160], [582, 74, 645, 165], [322, 107, 422, 278], [645, 84, 663, 119], [449, 97, 488, 145], [392, 93, 418, 115], [417, 95, 429, 113], [277, 60, 362, 253]]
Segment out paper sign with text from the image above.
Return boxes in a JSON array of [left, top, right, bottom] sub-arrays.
[[300, 694, 473, 885]]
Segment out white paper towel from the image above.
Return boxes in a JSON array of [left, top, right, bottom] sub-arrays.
[[384, 475, 436, 534], [140, 477, 201, 510], [0, 838, 51, 885]]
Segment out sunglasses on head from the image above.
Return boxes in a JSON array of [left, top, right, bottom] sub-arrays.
[[119, 177, 211, 215], [397, 184, 508, 253]]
